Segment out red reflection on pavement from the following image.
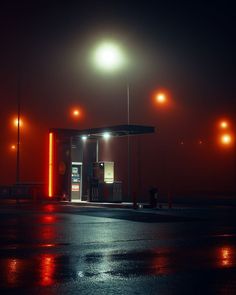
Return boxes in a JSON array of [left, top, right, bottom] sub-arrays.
[[150, 250, 171, 275], [43, 204, 55, 213], [40, 226, 56, 240], [42, 243, 55, 248], [40, 254, 55, 286], [42, 215, 56, 223], [39, 214, 57, 240]]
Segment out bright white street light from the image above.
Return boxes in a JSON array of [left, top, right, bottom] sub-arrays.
[[92, 40, 132, 205], [93, 42, 125, 72]]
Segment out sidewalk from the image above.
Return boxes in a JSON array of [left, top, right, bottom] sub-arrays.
[[65, 200, 236, 220]]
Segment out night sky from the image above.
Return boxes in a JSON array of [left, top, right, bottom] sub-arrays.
[[0, 1, 235, 195]]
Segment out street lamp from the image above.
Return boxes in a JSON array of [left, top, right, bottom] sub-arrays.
[[220, 133, 233, 147], [220, 121, 229, 129], [92, 41, 133, 204], [93, 42, 126, 72], [216, 118, 234, 148], [156, 93, 167, 104], [14, 118, 23, 127], [153, 90, 171, 107], [13, 117, 23, 184], [72, 109, 80, 117]]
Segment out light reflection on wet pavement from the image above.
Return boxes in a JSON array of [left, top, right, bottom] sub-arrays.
[[0, 204, 236, 294], [0, 245, 236, 288]]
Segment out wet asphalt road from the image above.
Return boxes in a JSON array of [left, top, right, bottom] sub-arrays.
[[0, 203, 236, 294]]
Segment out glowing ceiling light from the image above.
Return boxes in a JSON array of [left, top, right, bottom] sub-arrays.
[[103, 132, 111, 139]]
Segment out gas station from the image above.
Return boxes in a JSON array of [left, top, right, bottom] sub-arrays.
[[48, 124, 155, 202]]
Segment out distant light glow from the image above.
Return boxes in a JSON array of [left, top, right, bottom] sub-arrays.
[[220, 134, 232, 145], [73, 109, 80, 117], [219, 120, 229, 129], [94, 42, 125, 72], [14, 118, 23, 127], [81, 135, 87, 141], [156, 93, 166, 104], [103, 132, 111, 139], [48, 133, 53, 197], [11, 145, 16, 150], [70, 107, 85, 121]]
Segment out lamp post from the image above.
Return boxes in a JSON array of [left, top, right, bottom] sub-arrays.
[[153, 90, 172, 207], [16, 99, 21, 184], [13, 115, 22, 185], [92, 41, 133, 203], [216, 119, 235, 196], [217, 119, 234, 148]]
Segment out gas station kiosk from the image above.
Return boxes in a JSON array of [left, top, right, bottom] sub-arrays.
[[48, 125, 154, 202]]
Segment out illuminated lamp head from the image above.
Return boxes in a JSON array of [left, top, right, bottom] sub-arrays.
[[220, 134, 232, 146], [156, 93, 166, 104], [14, 118, 23, 127], [93, 41, 125, 72], [219, 120, 229, 129], [73, 109, 80, 117]]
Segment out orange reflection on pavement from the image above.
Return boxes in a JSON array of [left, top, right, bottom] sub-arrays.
[[6, 258, 20, 285], [220, 247, 232, 267]]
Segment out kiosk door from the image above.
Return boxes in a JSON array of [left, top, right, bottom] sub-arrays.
[[71, 162, 82, 202]]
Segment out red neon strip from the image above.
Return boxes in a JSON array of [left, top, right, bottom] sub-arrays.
[[48, 132, 53, 197]]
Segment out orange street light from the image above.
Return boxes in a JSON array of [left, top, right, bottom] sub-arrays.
[[220, 133, 233, 146], [72, 109, 80, 117], [152, 89, 172, 109], [70, 107, 85, 120], [156, 92, 167, 104], [14, 118, 23, 127], [219, 120, 229, 129]]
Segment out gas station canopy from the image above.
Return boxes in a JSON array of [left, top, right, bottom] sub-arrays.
[[48, 124, 155, 201], [50, 124, 155, 139]]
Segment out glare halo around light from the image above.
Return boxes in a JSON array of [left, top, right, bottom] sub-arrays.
[[93, 42, 125, 72]]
